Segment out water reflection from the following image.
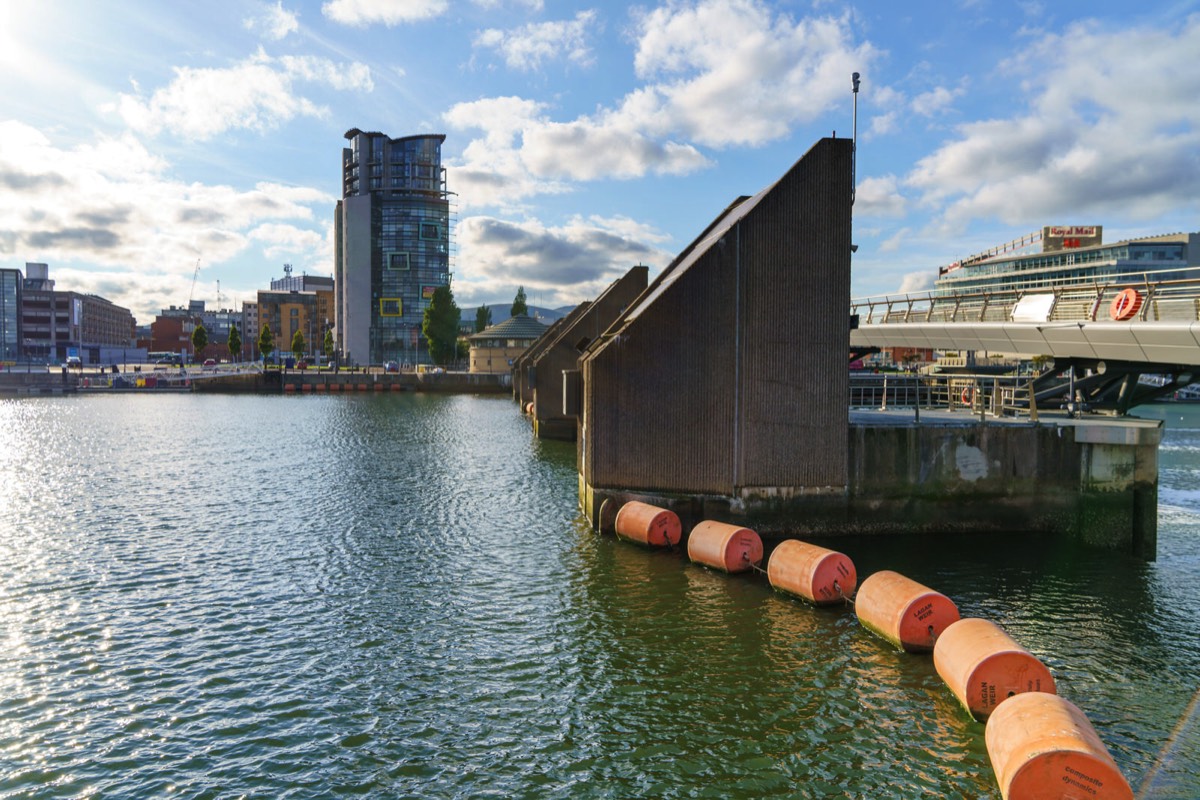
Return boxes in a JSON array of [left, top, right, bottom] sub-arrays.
[[0, 395, 1196, 797]]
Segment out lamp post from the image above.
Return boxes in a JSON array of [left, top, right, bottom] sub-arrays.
[[851, 71, 860, 207]]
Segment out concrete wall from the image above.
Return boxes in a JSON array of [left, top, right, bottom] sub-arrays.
[[582, 417, 1162, 558], [339, 194, 373, 366]]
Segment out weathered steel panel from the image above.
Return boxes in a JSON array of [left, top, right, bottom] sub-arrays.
[[737, 138, 852, 488], [532, 268, 647, 438], [582, 137, 852, 498]]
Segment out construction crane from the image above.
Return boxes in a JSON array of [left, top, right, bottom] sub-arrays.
[[188, 259, 200, 307]]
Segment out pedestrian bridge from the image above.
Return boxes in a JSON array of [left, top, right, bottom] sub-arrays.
[[851, 270, 1200, 365], [849, 270, 1200, 413]]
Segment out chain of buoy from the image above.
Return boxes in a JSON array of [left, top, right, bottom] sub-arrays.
[[834, 580, 855, 607]]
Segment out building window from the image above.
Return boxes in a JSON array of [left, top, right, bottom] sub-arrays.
[[420, 223, 440, 240], [380, 298, 402, 317], [386, 252, 410, 271]]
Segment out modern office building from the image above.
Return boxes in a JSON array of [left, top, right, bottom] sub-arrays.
[[1, 268, 20, 361], [335, 129, 454, 366], [935, 226, 1200, 294], [257, 286, 334, 362], [241, 301, 259, 361], [21, 263, 136, 364]]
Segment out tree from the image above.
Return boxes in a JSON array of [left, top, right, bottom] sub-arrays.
[[323, 328, 335, 362], [227, 323, 241, 362], [474, 304, 492, 333], [510, 286, 528, 318], [191, 323, 208, 361], [291, 330, 306, 362], [423, 285, 461, 365], [258, 324, 274, 363]]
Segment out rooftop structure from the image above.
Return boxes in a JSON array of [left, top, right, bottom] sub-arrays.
[[468, 314, 549, 374], [935, 226, 1200, 295]]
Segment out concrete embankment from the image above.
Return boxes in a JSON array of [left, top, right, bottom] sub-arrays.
[[0, 371, 77, 395], [583, 409, 1162, 558], [192, 370, 511, 394]]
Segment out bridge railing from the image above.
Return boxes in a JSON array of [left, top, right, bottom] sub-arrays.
[[850, 372, 1048, 417], [852, 267, 1200, 325]]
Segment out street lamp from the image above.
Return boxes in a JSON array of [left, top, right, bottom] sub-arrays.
[[851, 71, 860, 207]]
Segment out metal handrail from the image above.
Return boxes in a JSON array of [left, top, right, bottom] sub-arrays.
[[851, 268, 1200, 325]]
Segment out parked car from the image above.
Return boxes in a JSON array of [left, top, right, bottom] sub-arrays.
[[203, 359, 217, 370], [296, 359, 309, 370], [65, 356, 81, 368], [384, 361, 399, 372]]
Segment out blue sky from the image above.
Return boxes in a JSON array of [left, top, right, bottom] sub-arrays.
[[1, 0, 1197, 324]]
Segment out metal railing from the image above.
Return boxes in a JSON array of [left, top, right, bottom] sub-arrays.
[[849, 372, 1062, 418], [851, 268, 1200, 326]]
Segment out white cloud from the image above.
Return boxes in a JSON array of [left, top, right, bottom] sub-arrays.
[[114, 48, 373, 140], [897, 270, 935, 293], [454, 214, 672, 307], [629, 1, 875, 147], [911, 84, 963, 116], [855, 175, 907, 217], [907, 16, 1200, 229], [322, 0, 447, 26], [0, 122, 333, 321], [474, 10, 600, 71], [248, 222, 326, 261], [444, 96, 709, 209], [447, 0, 871, 209], [244, 1, 300, 40]]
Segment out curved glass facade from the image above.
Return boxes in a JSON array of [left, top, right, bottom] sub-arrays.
[[337, 131, 453, 366]]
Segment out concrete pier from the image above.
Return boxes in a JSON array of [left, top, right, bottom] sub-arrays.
[[581, 410, 1162, 558]]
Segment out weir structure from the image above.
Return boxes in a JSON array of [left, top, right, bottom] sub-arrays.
[[514, 265, 649, 441], [567, 136, 1161, 559]]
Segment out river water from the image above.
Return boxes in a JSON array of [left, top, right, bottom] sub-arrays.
[[0, 393, 1196, 799]]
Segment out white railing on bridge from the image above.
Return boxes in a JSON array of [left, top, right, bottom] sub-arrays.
[[852, 267, 1200, 326]]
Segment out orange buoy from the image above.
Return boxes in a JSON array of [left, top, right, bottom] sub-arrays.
[[391, 383, 401, 391], [315, 384, 326, 392], [934, 618, 1055, 721], [302, 383, 313, 392], [373, 383, 383, 391], [357, 383, 367, 391], [284, 383, 296, 393], [614, 501, 682, 547], [766, 539, 856, 605], [524, 401, 534, 414], [986, 692, 1133, 800], [855, 570, 960, 652], [687, 521, 763, 573], [1109, 287, 1142, 321]]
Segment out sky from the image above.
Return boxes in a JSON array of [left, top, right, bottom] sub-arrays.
[[1, 0, 1198, 325]]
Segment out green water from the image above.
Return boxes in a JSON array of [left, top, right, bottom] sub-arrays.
[[0, 394, 1196, 798]]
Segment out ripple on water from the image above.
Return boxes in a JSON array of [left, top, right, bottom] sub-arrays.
[[1, 395, 1199, 797]]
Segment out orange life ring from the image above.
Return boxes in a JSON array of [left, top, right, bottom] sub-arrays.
[[1109, 288, 1142, 321], [961, 386, 974, 405]]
